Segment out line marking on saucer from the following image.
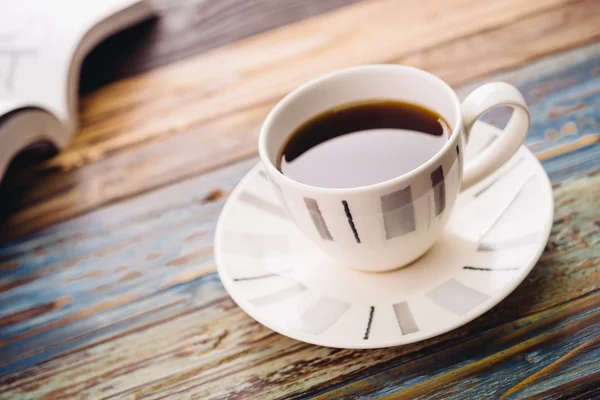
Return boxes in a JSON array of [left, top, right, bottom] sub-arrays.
[[249, 283, 307, 307], [426, 279, 490, 315], [342, 201, 361, 243], [474, 157, 524, 198], [364, 306, 375, 340], [478, 232, 539, 252], [287, 297, 350, 335], [463, 266, 520, 271], [393, 302, 419, 335], [233, 273, 278, 281], [222, 232, 288, 258], [239, 191, 288, 219], [478, 175, 535, 240], [234, 270, 294, 281]]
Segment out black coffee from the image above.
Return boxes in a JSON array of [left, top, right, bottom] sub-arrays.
[[278, 100, 451, 188]]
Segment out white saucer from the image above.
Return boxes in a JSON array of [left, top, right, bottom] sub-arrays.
[[215, 121, 553, 349]]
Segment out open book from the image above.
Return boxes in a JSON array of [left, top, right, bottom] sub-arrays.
[[0, 0, 154, 178]]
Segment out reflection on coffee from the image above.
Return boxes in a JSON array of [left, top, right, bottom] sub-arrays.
[[278, 100, 451, 188]]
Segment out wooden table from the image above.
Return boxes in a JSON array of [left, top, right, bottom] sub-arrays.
[[1, 0, 599, 398]]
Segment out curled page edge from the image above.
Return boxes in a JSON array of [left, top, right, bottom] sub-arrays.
[[0, 0, 155, 180]]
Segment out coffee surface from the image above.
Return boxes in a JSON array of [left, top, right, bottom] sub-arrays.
[[278, 100, 450, 188]]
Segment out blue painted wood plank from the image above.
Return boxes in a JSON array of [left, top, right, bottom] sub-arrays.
[[0, 158, 256, 368], [458, 42, 600, 183], [313, 292, 600, 399]]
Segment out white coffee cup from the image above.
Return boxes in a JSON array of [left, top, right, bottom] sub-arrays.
[[259, 65, 529, 272]]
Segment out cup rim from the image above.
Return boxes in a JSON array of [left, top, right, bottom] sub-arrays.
[[258, 64, 462, 194]]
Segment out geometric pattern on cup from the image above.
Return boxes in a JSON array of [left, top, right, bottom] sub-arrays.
[[430, 165, 446, 216], [342, 200, 361, 243], [426, 279, 490, 315], [304, 197, 333, 241], [287, 296, 351, 335], [393, 301, 419, 335], [381, 186, 416, 239]]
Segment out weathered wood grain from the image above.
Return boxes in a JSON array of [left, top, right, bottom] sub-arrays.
[[1, 44, 598, 368], [0, 160, 598, 399], [317, 293, 600, 399], [79, 0, 362, 94], [2, 0, 600, 240]]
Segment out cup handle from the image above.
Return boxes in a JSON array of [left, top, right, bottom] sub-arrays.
[[460, 82, 530, 190]]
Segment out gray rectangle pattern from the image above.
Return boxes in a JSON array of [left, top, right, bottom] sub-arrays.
[[249, 283, 307, 307], [223, 232, 288, 258], [393, 302, 419, 335], [478, 232, 539, 251], [289, 296, 350, 335], [430, 166, 445, 216], [427, 279, 490, 315], [381, 187, 416, 239], [304, 197, 333, 241]]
